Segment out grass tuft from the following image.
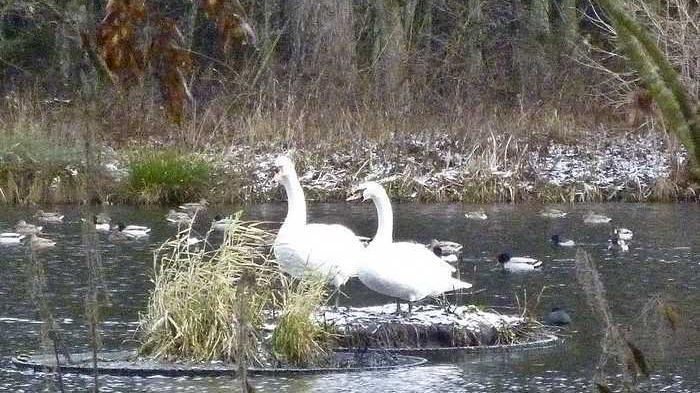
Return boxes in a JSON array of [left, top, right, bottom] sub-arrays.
[[138, 216, 275, 363], [272, 275, 330, 366], [127, 150, 211, 205]]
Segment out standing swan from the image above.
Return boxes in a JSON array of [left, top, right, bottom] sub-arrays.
[[272, 156, 364, 288], [347, 182, 472, 313]]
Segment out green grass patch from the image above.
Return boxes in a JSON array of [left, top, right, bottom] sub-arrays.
[[127, 150, 211, 204]]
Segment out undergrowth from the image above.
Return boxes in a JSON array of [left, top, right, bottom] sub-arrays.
[[0, 131, 85, 204]]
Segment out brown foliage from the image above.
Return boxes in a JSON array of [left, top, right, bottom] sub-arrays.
[[96, 0, 147, 86], [200, 0, 257, 53], [148, 18, 193, 125]]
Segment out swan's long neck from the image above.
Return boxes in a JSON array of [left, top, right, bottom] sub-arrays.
[[279, 171, 306, 238], [369, 189, 393, 247]]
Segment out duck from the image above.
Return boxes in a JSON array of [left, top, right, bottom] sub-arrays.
[[179, 199, 208, 215], [166, 209, 193, 225], [584, 212, 611, 224], [86, 214, 111, 232], [464, 210, 488, 220], [34, 210, 64, 223], [608, 236, 629, 252], [108, 226, 132, 242], [347, 182, 471, 313], [428, 239, 462, 264], [114, 223, 151, 238], [14, 221, 43, 235], [272, 156, 365, 288], [0, 233, 25, 244], [540, 208, 567, 219], [30, 234, 56, 249], [550, 234, 575, 247], [614, 227, 633, 240], [211, 215, 234, 231], [544, 307, 571, 326], [497, 253, 543, 272]]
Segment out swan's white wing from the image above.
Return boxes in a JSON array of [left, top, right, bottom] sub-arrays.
[[274, 223, 365, 287], [360, 242, 470, 302]]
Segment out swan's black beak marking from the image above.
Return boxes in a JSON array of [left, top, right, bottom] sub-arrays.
[[272, 166, 282, 181], [346, 189, 364, 202]]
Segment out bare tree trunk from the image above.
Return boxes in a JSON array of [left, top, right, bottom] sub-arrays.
[[559, 0, 577, 48], [373, 0, 408, 102], [465, 0, 484, 81], [285, 0, 355, 86]]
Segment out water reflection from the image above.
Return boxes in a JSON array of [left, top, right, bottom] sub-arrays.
[[0, 203, 698, 392]]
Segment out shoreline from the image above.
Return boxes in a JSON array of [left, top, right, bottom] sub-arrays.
[[2, 129, 698, 205]]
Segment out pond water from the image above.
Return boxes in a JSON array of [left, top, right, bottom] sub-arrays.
[[0, 203, 698, 392]]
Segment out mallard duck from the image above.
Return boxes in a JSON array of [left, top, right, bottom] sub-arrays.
[[112, 223, 151, 239], [614, 228, 633, 240], [166, 209, 192, 225], [0, 233, 25, 244], [540, 208, 567, 219], [83, 214, 111, 232], [211, 215, 234, 231], [179, 199, 208, 215], [14, 221, 43, 235], [108, 226, 131, 242], [544, 307, 571, 326], [428, 239, 463, 263], [550, 235, 575, 247], [30, 234, 56, 249], [497, 253, 543, 272], [464, 210, 488, 220], [584, 212, 611, 224], [34, 210, 64, 223]]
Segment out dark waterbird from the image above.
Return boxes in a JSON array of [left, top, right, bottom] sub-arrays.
[[544, 307, 571, 326]]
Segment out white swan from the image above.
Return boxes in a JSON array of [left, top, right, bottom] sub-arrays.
[[347, 182, 471, 312], [272, 156, 363, 288]]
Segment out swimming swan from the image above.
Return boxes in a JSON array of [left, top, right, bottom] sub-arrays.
[[272, 156, 363, 288], [347, 182, 471, 312]]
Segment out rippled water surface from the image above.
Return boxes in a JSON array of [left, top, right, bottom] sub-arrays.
[[1, 203, 698, 392]]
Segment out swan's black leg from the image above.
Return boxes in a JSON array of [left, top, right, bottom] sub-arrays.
[[408, 302, 413, 315], [395, 299, 401, 314]]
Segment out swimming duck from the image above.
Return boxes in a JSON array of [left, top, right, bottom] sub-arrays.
[[550, 235, 575, 247], [614, 228, 633, 240], [179, 199, 208, 215], [0, 233, 25, 244], [84, 214, 112, 232], [464, 210, 488, 220], [211, 215, 234, 231], [34, 210, 64, 224], [428, 240, 462, 263], [583, 212, 611, 224], [30, 234, 56, 249], [166, 209, 193, 225], [608, 236, 629, 252], [113, 223, 151, 239], [540, 208, 567, 219], [15, 221, 43, 235], [544, 307, 571, 326], [497, 253, 543, 272]]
